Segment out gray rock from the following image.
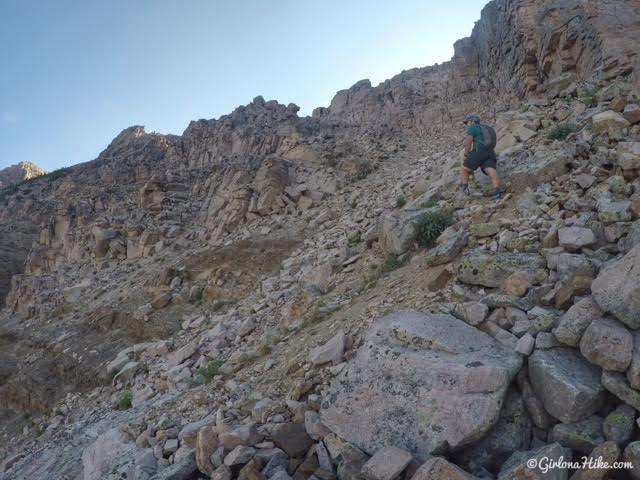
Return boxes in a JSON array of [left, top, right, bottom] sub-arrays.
[[380, 207, 440, 255], [628, 333, 640, 390], [219, 423, 263, 449], [453, 389, 531, 474], [452, 301, 489, 326], [166, 341, 198, 369], [360, 446, 412, 480], [623, 441, 640, 480], [597, 199, 633, 223], [309, 331, 346, 366], [149, 451, 197, 480], [458, 250, 546, 288], [261, 450, 289, 477], [515, 333, 535, 355], [528, 348, 605, 423], [618, 141, 640, 171], [81, 428, 137, 480], [271, 422, 313, 458], [535, 332, 561, 349], [425, 231, 469, 266], [619, 220, 640, 253], [601, 371, 640, 411], [304, 410, 332, 440], [269, 470, 292, 480], [558, 226, 596, 252], [210, 465, 232, 480], [592, 110, 630, 135], [553, 297, 603, 347], [550, 415, 604, 454], [517, 370, 555, 429], [223, 446, 255, 466], [482, 294, 533, 311], [575, 174, 596, 189], [592, 244, 640, 329], [579, 317, 633, 371], [603, 404, 635, 444], [411, 457, 476, 480], [321, 310, 522, 456], [571, 441, 620, 480], [498, 442, 570, 480]]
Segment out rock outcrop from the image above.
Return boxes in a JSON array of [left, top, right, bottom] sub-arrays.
[[0, 161, 46, 188]]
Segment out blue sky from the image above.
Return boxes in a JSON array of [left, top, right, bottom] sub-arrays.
[[0, 0, 489, 171]]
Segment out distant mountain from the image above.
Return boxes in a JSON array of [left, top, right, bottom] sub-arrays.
[[0, 161, 47, 188]]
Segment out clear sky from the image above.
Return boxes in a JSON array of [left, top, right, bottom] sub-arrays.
[[0, 0, 489, 171]]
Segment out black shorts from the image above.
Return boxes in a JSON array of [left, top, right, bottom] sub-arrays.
[[463, 147, 497, 173]]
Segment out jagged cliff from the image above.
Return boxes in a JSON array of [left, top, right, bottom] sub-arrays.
[[0, 161, 46, 188], [1, 0, 640, 479]]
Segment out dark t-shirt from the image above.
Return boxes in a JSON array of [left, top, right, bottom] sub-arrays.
[[466, 124, 485, 151]]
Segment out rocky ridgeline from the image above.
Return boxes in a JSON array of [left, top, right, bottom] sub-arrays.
[[0, 161, 46, 189], [1, 0, 640, 479]]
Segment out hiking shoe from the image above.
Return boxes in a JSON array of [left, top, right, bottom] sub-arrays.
[[462, 184, 470, 196], [492, 188, 502, 201]]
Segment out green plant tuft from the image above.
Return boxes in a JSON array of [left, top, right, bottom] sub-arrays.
[[395, 196, 407, 208], [413, 209, 452, 247], [196, 360, 224, 383], [419, 199, 438, 209], [381, 253, 405, 273], [117, 390, 133, 410], [548, 123, 578, 141]]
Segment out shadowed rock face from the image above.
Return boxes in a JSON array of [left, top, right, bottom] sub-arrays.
[[320, 310, 522, 456], [452, 0, 640, 97]]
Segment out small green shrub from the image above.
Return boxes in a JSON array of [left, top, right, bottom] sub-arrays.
[[256, 343, 272, 357], [43, 168, 70, 182], [196, 360, 224, 383], [117, 390, 133, 410], [382, 253, 405, 273], [395, 196, 407, 208], [548, 123, 578, 141], [419, 199, 438, 209], [413, 209, 452, 247]]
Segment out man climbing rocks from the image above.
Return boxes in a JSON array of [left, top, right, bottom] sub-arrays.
[[461, 114, 501, 200]]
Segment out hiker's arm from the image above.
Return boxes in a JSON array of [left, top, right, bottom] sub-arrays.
[[464, 135, 473, 156]]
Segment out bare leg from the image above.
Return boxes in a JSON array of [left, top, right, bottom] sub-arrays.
[[460, 166, 472, 185], [484, 168, 500, 188]]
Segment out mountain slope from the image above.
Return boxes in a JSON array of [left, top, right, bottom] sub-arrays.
[[1, 0, 640, 478]]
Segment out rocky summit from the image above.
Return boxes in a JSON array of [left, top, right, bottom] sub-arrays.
[[1, 0, 640, 479]]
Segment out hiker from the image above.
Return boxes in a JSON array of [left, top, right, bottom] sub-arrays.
[[461, 114, 501, 200]]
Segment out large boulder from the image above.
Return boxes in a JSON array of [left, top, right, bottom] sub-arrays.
[[558, 227, 596, 252], [553, 297, 603, 347], [379, 207, 438, 255], [617, 142, 640, 172], [498, 443, 570, 480], [499, 147, 570, 191], [320, 310, 522, 456], [458, 250, 546, 288], [452, 389, 531, 474], [591, 244, 640, 329], [579, 317, 633, 372], [528, 348, 605, 424], [81, 428, 137, 480], [592, 110, 630, 135]]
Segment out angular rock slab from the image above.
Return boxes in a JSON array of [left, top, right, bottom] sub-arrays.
[[528, 348, 605, 424], [592, 244, 640, 329], [458, 250, 546, 288], [320, 310, 522, 456]]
